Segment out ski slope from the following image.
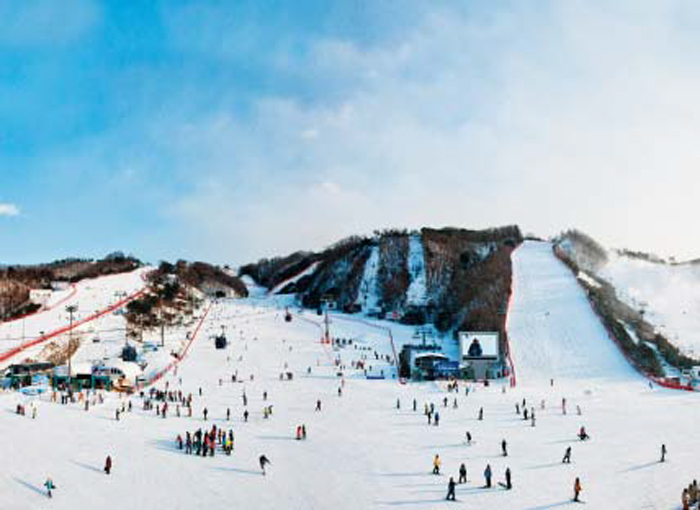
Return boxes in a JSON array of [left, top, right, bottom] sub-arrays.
[[3, 256, 700, 509], [355, 246, 381, 312], [0, 269, 149, 369], [601, 254, 700, 358], [507, 241, 640, 386], [406, 234, 428, 307]]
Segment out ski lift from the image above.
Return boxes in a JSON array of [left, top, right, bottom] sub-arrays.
[[215, 334, 228, 349]]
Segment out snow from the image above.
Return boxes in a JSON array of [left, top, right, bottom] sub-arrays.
[[507, 241, 640, 386], [270, 262, 320, 295], [600, 253, 700, 358], [2, 247, 700, 509], [0, 268, 149, 370], [406, 234, 428, 307], [355, 246, 381, 312]]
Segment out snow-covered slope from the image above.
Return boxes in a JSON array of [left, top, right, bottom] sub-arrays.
[[601, 254, 700, 358], [0, 268, 149, 368], [507, 241, 639, 385], [355, 246, 381, 312], [405, 234, 427, 306]]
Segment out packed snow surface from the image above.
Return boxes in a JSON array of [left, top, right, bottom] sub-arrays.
[[1, 248, 699, 509], [507, 241, 640, 386], [601, 253, 700, 358]]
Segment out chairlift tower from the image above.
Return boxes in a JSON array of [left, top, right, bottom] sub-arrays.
[[320, 295, 335, 344]]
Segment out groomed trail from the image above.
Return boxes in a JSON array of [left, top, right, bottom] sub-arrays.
[[507, 241, 640, 386]]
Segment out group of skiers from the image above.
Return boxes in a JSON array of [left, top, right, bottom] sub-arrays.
[[682, 480, 699, 509], [177, 425, 235, 456]]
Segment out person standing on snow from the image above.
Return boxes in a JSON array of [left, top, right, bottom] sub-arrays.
[[504, 467, 512, 490], [484, 464, 492, 488], [478, 407, 483, 421], [501, 439, 508, 457], [573, 477, 582, 502], [660, 444, 667, 463], [458, 463, 467, 484], [104, 455, 112, 475], [259, 455, 271, 475], [432, 454, 441, 475], [44, 476, 56, 498], [446, 477, 456, 501]]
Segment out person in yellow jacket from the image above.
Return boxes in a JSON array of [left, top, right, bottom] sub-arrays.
[[432, 454, 441, 475]]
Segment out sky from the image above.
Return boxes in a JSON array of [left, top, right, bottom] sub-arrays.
[[1, 0, 700, 266]]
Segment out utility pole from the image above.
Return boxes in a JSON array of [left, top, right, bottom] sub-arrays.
[[320, 296, 335, 344], [66, 305, 78, 384]]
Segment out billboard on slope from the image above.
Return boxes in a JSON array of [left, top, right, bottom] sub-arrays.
[[459, 331, 499, 361]]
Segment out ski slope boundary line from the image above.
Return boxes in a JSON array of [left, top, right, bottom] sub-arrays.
[[503, 244, 520, 388], [0, 287, 147, 364], [142, 302, 213, 388]]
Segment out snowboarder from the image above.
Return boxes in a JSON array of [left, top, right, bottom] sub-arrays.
[[573, 477, 582, 502], [660, 444, 667, 463], [484, 464, 492, 488], [562, 446, 572, 464], [458, 463, 467, 484], [44, 477, 55, 498], [446, 477, 456, 501], [259, 455, 271, 475], [433, 454, 441, 475], [104, 455, 112, 475], [578, 426, 589, 441]]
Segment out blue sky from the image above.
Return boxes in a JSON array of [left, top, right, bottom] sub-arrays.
[[2, 1, 700, 265]]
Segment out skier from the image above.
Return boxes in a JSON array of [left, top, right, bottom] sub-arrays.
[[413, 398, 417, 411], [458, 463, 467, 484], [104, 455, 112, 475], [227, 408, 231, 421], [433, 454, 441, 475], [504, 467, 512, 490], [484, 464, 492, 488], [434, 412, 440, 426], [478, 407, 483, 421], [465, 431, 472, 445], [315, 400, 322, 412], [573, 477, 582, 502], [660, 444, 667, 463], [501, 439, 508, 457], [243, 409, 249, 422], [259, 455, 271, 476], [396, 398, 401, 409], [562, 446, 572, 464], [203, 408, 208, 421], [44, 476, 56, 498], [446, 477, 456, 501]]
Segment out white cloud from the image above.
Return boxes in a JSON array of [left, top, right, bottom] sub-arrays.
[[0, 203, 20, 217]]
